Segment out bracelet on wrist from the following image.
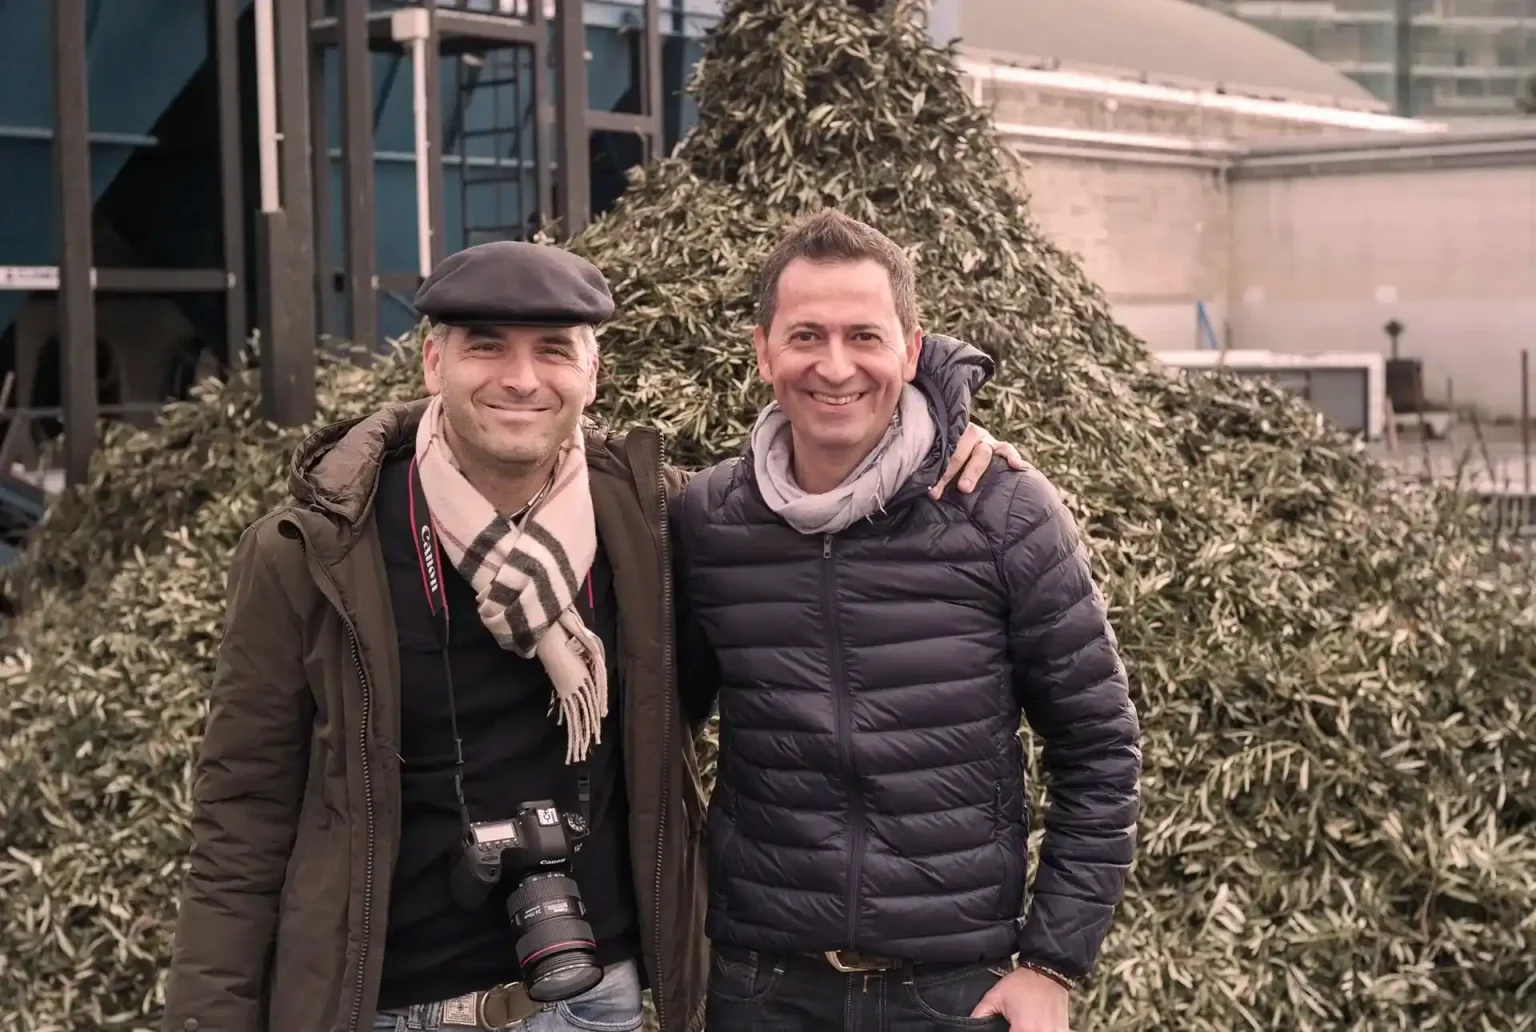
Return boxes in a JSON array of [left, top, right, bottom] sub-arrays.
[[1017, 960, 1079, 992]]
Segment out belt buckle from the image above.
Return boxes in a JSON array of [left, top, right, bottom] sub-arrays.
[[477, 981, 539, 1030], [824, 950, 887, 974]]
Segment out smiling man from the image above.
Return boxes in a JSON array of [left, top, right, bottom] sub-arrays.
[[161, 239, 1021, 1032], [162, 242, 698, 1032], [674, 210, 1143, 1032]]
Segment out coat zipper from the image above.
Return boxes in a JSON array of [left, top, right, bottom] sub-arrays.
[[345, 629, 376, 1032], [652, 437, 674, 1031], [822, 533, 862, 949], [288, 517, 377, 1032]]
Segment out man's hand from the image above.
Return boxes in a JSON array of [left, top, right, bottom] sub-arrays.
[[970, 967, 1071, 1032], [932, 421, 1027, 498]]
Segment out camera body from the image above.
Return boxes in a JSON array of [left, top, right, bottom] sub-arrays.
[[449, 800, 570, 907], [449, 799, 603, 1003]]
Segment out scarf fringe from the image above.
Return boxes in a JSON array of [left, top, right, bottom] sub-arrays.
[[552, 685, 607, 764], [540, 611, 610, 763]]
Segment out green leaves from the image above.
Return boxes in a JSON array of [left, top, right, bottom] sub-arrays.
[[2, 0, 1534, 1029]]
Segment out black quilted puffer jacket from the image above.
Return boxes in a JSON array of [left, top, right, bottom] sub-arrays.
[[674, 334, 1141, 984]]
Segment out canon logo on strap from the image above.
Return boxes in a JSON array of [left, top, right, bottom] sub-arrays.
[[420, 524, 440, 596]]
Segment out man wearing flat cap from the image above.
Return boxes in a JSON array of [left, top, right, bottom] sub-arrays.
[[162, 240, 1021, 1032]]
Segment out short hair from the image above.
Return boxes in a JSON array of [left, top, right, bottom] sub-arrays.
[[426, 321, 599, 367], [754, 209, 919, 337]]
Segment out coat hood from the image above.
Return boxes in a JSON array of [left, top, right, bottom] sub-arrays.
[[287, 399, 427, 526], [912, 332, 996, 473], [895, 332, 996, 505]]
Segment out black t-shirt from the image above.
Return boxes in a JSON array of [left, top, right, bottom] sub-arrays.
[[374, 450, 638, 1011]]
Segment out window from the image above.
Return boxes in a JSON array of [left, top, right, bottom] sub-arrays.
[[1489, 73, 1520, 95], [1360, 21, 1396, 63], [1414, 26, 1455, 66]]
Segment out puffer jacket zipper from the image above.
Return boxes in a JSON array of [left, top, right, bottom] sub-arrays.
[[822, 533, 862, 949]]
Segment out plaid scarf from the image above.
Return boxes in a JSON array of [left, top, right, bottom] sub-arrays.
[[414, 395, 608, 763]]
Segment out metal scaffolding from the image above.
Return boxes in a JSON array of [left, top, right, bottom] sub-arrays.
[[259, 0, 665, 426], [50, 0, 95, 487], [35, 0, 247, 486], [34, 0, 667, 481]]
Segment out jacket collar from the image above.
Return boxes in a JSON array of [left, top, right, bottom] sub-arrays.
[[287, 399, 427, 527], [904, 333, 996, 499]]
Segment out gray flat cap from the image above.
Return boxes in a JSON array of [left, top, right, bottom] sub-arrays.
[[414, 240, 614, 327]]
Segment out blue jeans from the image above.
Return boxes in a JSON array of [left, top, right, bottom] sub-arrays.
[[373, 959, 644, 1032], [706, 946, 1010, 1031]]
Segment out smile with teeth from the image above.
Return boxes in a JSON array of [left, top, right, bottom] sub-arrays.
[[810, 391, 866, 407]]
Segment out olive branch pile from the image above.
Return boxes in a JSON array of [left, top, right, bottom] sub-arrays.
[[3, 1, 1532, 1028]]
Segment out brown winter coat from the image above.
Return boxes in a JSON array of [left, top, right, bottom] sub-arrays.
[[162, 401, 709, 1032]]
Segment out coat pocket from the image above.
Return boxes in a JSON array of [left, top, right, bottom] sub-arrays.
[[269, 816, 350, 1027], [997, 821, 1028, 921]]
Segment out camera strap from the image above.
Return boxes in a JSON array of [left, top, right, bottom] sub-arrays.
[[407, 458, 593, 852]]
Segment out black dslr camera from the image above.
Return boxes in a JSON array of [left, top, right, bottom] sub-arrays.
[[449, 799, 603, 1002]]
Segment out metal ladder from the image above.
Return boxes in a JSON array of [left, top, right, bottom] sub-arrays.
[[449, 1, 549, 247]]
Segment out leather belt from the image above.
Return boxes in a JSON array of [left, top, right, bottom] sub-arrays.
[[803, 950, 1021, 978], [809, 950, 905, 973], [438, 982, 540, 1030]]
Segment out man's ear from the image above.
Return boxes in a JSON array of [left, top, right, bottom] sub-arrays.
[[423, 325, 448, 395], [753, 325, 773, 384], [902, 328, 923, 381]]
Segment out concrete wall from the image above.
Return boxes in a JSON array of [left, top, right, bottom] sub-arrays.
[[979, 69, 1440, 357], [990, 79, 1535, 419], [1010, 147, 1232, 352], [1228, 164, 1536, 418]]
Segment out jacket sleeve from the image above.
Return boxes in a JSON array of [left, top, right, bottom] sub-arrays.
[[163, 521, 315, 1032], [1000, 468, 1141, 987], [663, 462, 720, 734]]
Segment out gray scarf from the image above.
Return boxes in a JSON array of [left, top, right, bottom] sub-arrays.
[[750, 385, 937, 535]]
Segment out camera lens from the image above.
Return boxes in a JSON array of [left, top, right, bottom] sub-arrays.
[[506, 872, 604, 1003]]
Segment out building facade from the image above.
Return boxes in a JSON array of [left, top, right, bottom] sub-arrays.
[[1194, 0, 1536, 118], [952, 0, 1536, 421]]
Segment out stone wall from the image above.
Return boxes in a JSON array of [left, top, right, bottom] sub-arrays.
[[1010, 147, 1231, 352], [979, 73, 1534, 418], [1229, 163, 1536, 418]]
